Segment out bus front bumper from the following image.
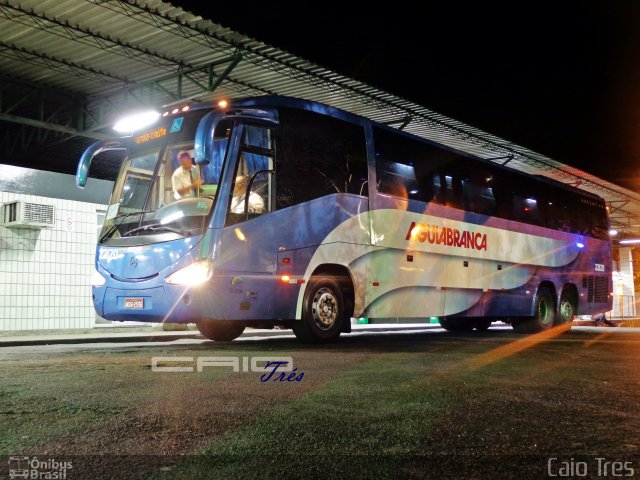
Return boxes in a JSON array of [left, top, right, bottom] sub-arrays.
[[93, 281, 212, 324]]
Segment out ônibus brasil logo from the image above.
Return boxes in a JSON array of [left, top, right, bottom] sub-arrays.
[[406, 221, 488, 251]]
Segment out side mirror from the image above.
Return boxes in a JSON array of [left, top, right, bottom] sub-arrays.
[[76, 140, 125, 188], [194, 112, 218, 166]]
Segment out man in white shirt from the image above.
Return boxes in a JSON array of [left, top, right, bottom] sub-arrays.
[[230, 175, 265, 214], [171, 151, 202, 200]]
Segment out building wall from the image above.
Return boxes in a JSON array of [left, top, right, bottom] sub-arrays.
[[0, 164, 113, 331], [0, 191, 107, 330], [611, 246, 636, 319]]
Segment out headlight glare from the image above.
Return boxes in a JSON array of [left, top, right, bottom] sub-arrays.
[[166, 259, 213, 286], [91, 268, 106, 286]]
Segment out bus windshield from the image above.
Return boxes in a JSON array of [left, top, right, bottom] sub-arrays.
[[99, 119, 232, 244]]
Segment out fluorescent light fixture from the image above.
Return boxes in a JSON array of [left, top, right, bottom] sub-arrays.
[[113, 110, 160, 133], [166, 260, 213, 286], [620, 238, 640, 245]]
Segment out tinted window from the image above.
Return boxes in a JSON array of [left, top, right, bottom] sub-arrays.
[[373, 127, 609, 238], [275, 108, 368, 209], [374, 127, 448, 202], [462, 169, 496, 216]]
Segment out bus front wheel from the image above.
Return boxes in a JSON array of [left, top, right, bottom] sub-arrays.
[[197, 320, 246, 342], [293, 277, 345, 343]]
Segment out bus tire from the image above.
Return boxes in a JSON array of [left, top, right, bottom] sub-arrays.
[[557, 289, 577, 326], [293, 277, 345, 343], [197, 319, 246, 342], [513, 286, 556, 333]]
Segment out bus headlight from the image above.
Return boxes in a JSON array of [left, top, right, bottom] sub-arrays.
[[166, 260, 213, 286], [91, 268, 106, 286]]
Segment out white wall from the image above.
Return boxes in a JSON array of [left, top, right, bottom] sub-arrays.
[[0, 191, 107, 330], [611, 246, 636, 318]]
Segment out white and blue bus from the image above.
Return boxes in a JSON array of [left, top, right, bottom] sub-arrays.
[[77, 96, 612, 342]]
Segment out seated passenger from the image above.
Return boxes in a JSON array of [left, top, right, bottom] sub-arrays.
[[230, 175, 264, 214]]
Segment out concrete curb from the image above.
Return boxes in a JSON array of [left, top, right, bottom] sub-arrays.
[[0, 325, 443, 347]]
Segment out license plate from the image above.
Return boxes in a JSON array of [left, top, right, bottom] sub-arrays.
[[124, 297, 144, 309]]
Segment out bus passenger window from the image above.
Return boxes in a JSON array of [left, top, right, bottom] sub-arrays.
[[462, 173, 496, 216], [512, 194, 542, 226], [275, 108, 368, 208], [376, 159, 419, 198]]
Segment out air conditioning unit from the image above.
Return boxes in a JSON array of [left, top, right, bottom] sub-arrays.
[[1, 201, 55, 228]]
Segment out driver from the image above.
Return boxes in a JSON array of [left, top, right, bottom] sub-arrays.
[[171, 151, 202, 200], [230, 175, 264, 214]]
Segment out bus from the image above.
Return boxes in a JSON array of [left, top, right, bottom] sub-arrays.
[[77, 96, 612, 342]]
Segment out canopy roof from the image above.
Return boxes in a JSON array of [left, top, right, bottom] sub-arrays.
[[1, 0, 638, 235]]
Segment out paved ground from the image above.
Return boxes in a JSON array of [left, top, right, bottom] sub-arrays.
[[1, 325, 639, 479]]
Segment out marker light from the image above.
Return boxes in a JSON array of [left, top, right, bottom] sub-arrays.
[[166, 260, 213, 286], [91, 268, 106, 286], [217, 99, 229, 108], [281, 275, 291, 283], [113, 110, 160, 133]]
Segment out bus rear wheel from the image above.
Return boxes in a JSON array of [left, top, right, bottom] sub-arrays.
[[513, 286, 556, 334], [557, 289, 577, 326], [293, 277, 345, 343], [197, 319, 246, 342]]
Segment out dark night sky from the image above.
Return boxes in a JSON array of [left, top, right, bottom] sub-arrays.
[[172, 1, 640, 191]]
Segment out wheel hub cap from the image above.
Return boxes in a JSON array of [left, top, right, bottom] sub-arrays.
[[539, 298, 552, 325], [312, 288, 338, 330], [560, 300, 573, 322]]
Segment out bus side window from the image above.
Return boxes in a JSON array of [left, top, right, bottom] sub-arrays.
[[512, 189, 542, 226], [225, 126, 274, 226], [275, 108, 368, 208], [461, 170, 496, 216], [376, 158, 419, 198], [374, 127, 445, 202]]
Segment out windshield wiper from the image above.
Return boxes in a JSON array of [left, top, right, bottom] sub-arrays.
[[99, 210, 149, 243], [123, 223, 186, 237]]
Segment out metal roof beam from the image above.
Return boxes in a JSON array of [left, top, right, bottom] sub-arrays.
[[0, 75, 108, 146], [82, 53, 246, 131], [0, 41, 128, 85], [0, 112, 109, 140]]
